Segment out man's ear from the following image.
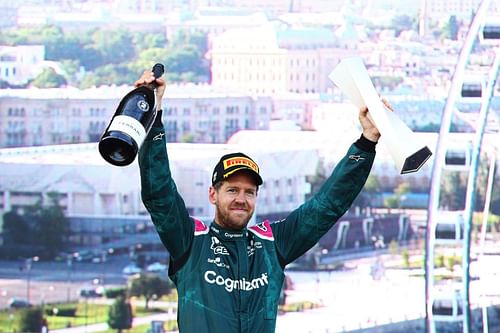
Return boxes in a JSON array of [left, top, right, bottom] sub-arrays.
[[208, 186, 217, 204]]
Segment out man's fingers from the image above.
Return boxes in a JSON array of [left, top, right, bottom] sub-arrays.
[[134, 70, 158, 87], [381, 98, 394, 112]]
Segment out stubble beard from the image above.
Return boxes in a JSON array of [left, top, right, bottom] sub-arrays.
[[216, 206, 253, 230]]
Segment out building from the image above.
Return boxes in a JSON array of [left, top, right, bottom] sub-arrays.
[[0, 84, 273, 148], [165, 8, 269, 41], [0, 141, 318, 248], [424, 0, 500, 22], [195, 0, 347, 16], [0, 4, 17, 29], [210, 22, 359, 95], [0, 45, 46, 86]]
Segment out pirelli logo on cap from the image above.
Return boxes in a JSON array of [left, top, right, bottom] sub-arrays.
[[212, 152, 263, 186], [223, 157, 259, 173]]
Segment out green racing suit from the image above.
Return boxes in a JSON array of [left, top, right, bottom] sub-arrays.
[[138, 115, 376, 333]]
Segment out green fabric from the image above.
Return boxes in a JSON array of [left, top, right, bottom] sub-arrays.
[[139, 123, 375, 333]]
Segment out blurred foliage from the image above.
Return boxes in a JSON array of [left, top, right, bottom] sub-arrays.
[[128, 274, 174, 310], [16, 307, 44, 333], [32, 68, 68, 88], [1, 191, 69, 259], [107, 296, 133, 333], [0, 25, 210, 88]]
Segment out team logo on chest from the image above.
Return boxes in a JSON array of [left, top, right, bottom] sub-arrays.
[[210, 237, 229, 255]]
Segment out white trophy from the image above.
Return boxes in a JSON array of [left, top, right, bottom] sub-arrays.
[[329, 57, 432, 174]]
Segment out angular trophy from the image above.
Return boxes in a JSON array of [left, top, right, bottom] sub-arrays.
[[329, 57, 432, 174]]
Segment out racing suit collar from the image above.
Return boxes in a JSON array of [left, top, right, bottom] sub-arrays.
[[210, 222, 248, 241]]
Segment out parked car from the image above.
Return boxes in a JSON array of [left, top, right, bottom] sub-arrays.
[[79, 286, 103, 298], [146, 262, 167, 273], [122, 264, 141, 276], [8, 298, 32, 309]]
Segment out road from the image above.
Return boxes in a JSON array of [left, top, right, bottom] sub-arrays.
[[0, 256, 130, 308], [2, 252, 500, 332]]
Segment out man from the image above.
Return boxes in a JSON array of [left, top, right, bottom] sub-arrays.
[[136, 69, 381, 333]]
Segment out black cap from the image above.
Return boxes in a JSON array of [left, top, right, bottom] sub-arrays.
[[212, 152, 263, 186]]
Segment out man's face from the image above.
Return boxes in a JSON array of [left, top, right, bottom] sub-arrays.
[[209, 171, 258, 230]]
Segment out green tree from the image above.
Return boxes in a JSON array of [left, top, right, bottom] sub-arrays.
[[130, 47, 170, 75], [402, 249, 410, 268], [164, 30, 210, 82], [107, 296, 133, 333], [39, 25, 65, 58], [390, 14, 417, 36], [80, 45, 104, 71], [384, 196, 399, 212], [394, 182, 410, 207], [128, 274, 172, 309], [2, 211, 30, 245], [24, 192, 70, 258], [352, 174, 381, 212], [440, 171, 466, 210], [132, 31, 166, 50], [79, 64, 137, 88], [17, 307, 44, 333], [90, 28, 136, 65], [305, 160, 328, 200], [444, 15, 459, 40], [31, 67, 67, 88]]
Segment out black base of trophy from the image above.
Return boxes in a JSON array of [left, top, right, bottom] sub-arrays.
[[401, 146, 433, 174]]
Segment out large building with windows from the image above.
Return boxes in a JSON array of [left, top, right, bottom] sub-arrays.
[[0, 85, 273, 148], [0, 45, 46, 86], [0, 141, 318, 249], [209, 23, 360, 95]]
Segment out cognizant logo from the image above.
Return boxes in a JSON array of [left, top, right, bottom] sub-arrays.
[[204, 271, 269, 292]]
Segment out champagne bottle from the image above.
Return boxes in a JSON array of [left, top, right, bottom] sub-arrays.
[[98, 63, 164, 166]]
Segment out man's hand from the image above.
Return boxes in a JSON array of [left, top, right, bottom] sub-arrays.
[[359, 98, 394, 142], [135, 70, 166, 110]]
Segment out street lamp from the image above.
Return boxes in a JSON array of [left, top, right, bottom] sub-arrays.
[[25, 256, 39, 304], [66, 254, 73, 302]]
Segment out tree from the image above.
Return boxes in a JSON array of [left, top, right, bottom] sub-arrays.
[[445, 15, 459, 40], [132, 31, 166, 50], [90, 28, 136, 65], [24, 192, 70, 258], [17, 307, 44, 333], [305, 160, 328, 201], [81, 64, 136, 88], [390, 14, 417, 36], [2, 211, 30, 245], [128, 274, 172, 309], [107, 296, 133, 333], [31, 68, 67, 88], [36, 192, 70, 258], [440, 171, 466, 210], [384, 196, 399, 213]]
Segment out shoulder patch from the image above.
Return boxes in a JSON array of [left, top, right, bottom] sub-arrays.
[[193, 218, 209, 236], [248, 220, 274, 241]]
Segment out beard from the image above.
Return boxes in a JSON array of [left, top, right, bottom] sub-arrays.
[[215, 203, 254, 230]]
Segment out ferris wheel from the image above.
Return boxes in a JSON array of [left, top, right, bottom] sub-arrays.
[[425, 1, 500, 333]]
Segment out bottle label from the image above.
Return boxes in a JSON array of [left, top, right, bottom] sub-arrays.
[[108, 115, 146, 147]]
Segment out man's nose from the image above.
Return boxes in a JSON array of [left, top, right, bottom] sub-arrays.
[[235, 191, 246, 202]]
